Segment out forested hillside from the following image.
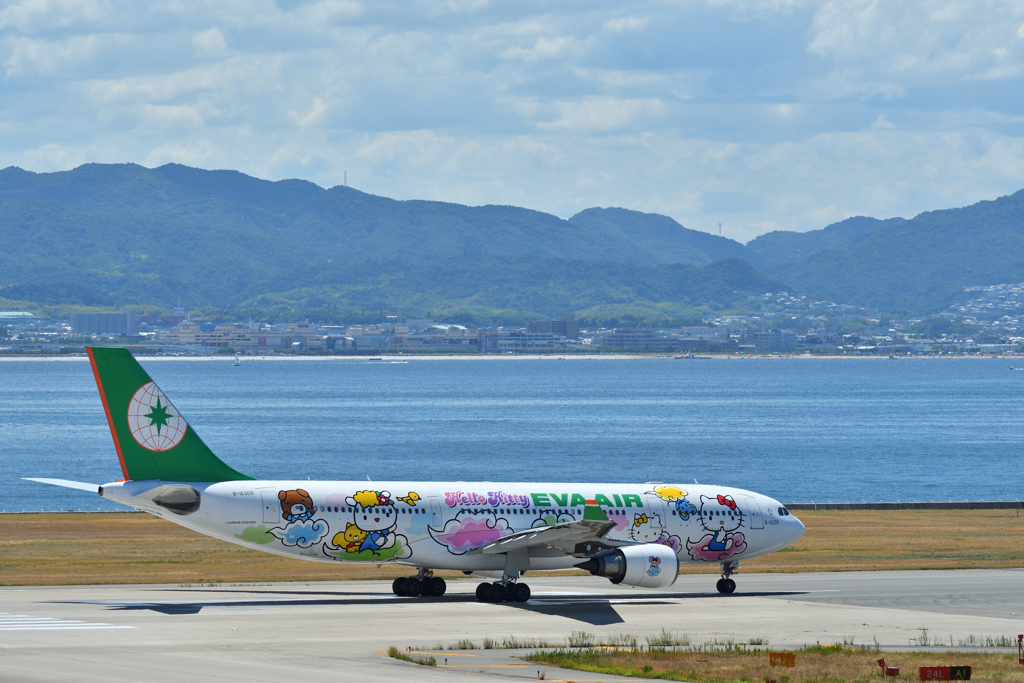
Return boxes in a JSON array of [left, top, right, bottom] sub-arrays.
[[765, 190, 1024, 311], [746, 216, 904, 267], [4, 163, 1022, 320], [0, 163, 770, 324]]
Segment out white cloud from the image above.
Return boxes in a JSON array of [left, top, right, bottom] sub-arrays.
[[603, 16, 647, 34], [193, 27, 227, 54], [289, 97, 328, 127], [499, 36, 576, 62], [537, 97, 665, 132], [808, 0, 1024, 82]]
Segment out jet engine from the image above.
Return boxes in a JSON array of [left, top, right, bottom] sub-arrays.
[[575, 543, 679, 589]]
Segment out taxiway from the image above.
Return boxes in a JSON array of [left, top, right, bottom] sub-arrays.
[[1, 569, 1021, 682]]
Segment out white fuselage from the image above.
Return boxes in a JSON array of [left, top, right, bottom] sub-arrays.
[[100, 479, 804, 573]]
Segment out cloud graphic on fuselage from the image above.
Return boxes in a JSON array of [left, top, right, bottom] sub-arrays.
[[429, 511, 512, 555], [271, 519, 329, 548], [686, 531, 746, 562]]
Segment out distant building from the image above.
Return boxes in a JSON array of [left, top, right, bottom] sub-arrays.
[[497, 331, 567, 350], [72, 308, 136, 336], [674, 326, 719, 339], [527, 318, 579, 340], [755, 330, 796, 353], [0, 311, 42, 325], [160, 322, 321, 349]]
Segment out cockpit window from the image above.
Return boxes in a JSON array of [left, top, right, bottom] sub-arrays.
[[777, 507, 790, 516]]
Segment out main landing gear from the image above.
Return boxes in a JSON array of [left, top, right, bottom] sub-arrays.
[[475, 578, 531, 603], [392, 568, 446, 598], [716, 560, 737, 594]]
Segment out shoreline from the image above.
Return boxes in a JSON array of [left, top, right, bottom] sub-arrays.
[[0, 353, 1018, 361]]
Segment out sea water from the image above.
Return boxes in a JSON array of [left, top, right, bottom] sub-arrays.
[[1, 357, 1022, 511]]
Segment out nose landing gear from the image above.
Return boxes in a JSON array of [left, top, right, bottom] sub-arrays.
[[392, 569, 446, 597], [716, 560, 738, 594]]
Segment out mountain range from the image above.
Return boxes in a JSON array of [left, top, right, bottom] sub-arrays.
[[1, 162, 1022, 323], [0, 163, 776, 325]]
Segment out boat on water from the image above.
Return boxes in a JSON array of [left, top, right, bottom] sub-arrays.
[[232, 353, 241, 366]]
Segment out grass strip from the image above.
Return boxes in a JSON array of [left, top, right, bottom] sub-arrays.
[[1, 509, 1022, 585], [526, 644, 1024, 683]]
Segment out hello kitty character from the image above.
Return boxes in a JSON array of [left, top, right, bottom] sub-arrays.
[[702, 495, 742, 551], [346, 490, 398, 553], [686, 494, 748, 561], [629, 512, 662, 542]]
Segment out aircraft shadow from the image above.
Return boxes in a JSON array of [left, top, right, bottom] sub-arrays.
[[54, 590, 806, 623]]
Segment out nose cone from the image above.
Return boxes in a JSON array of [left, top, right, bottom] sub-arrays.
[[785, 513, 806, 546]]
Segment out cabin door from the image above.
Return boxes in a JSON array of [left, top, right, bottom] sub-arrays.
[[261, 490, 281, 524], [740, 495, 764, 529], [429, 498, 443, 528]]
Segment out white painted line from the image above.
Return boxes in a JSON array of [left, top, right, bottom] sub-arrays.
[[0, 612, 134, 631], [0, 625, 135, 631]]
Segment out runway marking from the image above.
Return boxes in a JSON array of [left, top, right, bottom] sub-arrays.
[[0, 645, 282, 681], [0, 612, 134, 631]]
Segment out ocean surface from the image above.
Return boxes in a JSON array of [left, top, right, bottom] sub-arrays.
[[1, 356, 1022, 511]]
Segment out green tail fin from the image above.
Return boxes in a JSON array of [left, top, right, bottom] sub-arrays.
[[87, 346, 252, 482]]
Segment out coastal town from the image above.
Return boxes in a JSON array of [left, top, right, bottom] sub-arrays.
[[3, 284, 1023, 357]]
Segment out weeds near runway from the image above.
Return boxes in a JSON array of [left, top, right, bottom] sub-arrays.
[[526, 644, 1024, 683], [387, 646, 436, 667]]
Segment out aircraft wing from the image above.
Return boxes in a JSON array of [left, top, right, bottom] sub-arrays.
[[479, 502, 621, 557]]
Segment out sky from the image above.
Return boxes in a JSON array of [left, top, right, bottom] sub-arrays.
[[2, 0, 1023, 243]]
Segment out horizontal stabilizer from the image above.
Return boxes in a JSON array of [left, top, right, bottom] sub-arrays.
[[23, 478, 99, 493]]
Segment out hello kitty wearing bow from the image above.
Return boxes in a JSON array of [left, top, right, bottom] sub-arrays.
[[685, 493, 748, 561]]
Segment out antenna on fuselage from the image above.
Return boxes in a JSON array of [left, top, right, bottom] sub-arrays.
[[694, 479, 699, 484]]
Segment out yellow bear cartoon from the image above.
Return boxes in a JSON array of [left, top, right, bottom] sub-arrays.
[[333, 522, 367, 553]]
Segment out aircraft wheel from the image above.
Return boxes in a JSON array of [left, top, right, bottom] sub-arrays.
[[511, 583, 531, 603], [392, 577, 407, 596], [475, 582, 490, 602], [404, 577, 422, 597], [717, 578, 736, 594], [424, 577, 446, 597], [487, 582, 506, 603]]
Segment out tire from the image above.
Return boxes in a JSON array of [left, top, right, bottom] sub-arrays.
[[475, 582, 490, 602], [425, 577, 446, 597], [716, 578, 726, 593], [511, 583, 531, 603], [404, 577, 422, 597], [718, 578, 736, 594], [393, 577, 407, 596], [487, 582, 505, 603]]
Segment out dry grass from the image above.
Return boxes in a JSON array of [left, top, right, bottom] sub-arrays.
[[0, 513, 438, 585], [527, 646, 1024, 683], [0, 509, 1021, 585], [723, 509, 1024, 574]]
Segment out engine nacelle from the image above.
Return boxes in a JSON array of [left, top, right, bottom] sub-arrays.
[[576, 543, 679, 589]]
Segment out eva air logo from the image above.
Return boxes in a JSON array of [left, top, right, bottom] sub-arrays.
[[126, 382, 187, 451]]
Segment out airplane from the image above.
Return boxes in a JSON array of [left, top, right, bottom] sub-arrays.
[[27, 347, 805, 603]]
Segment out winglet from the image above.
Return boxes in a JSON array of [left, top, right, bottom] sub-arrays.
[[583, 499, 610, 522]]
